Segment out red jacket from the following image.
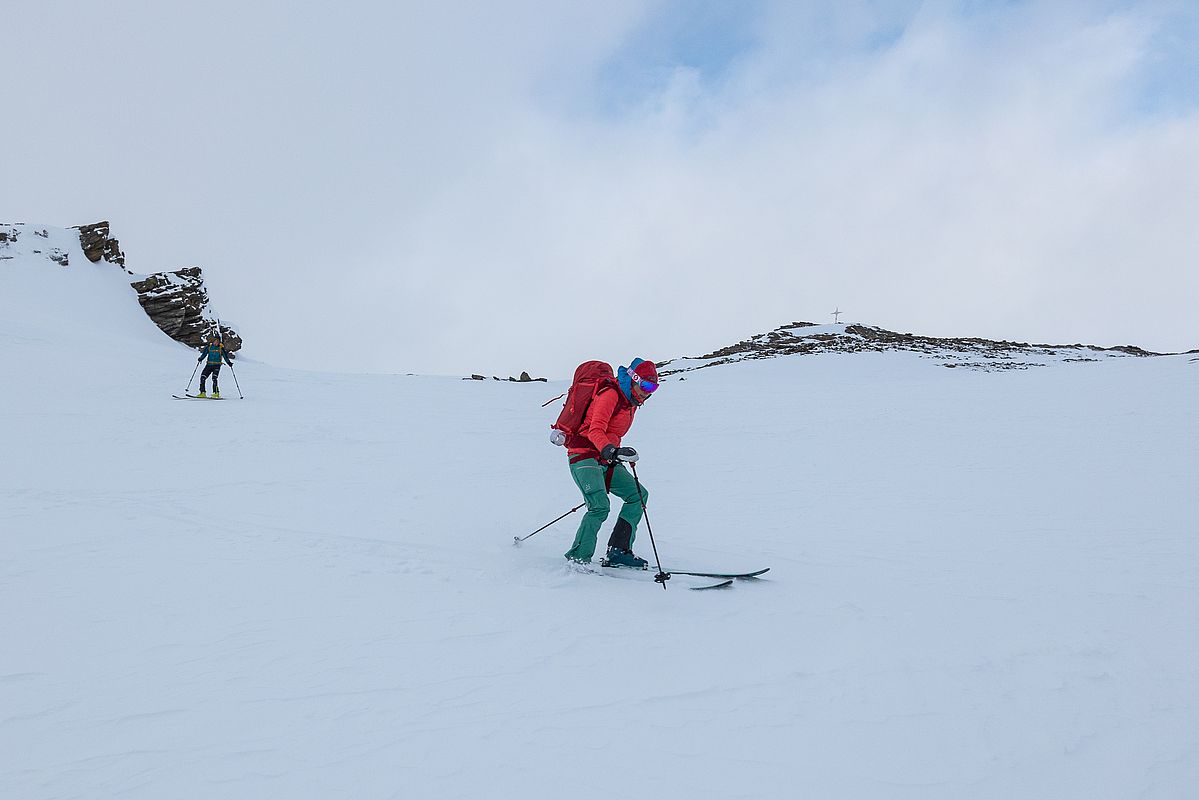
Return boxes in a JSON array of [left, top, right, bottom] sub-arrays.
[[567, 386, 636, 464]]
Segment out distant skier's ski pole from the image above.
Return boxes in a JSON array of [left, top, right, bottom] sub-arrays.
[[630, 462, 669, 590], [514, 503, 585, 545], [217, 317, 244, 399], [228, 362, 244, 399], [184, 360, 201, 394]]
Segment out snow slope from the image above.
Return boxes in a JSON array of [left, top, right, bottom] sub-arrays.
[[2, 234, 1197, 799]]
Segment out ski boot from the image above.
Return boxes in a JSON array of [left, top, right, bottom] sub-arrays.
[[197, 391, 207, 398], [211, 391, 221, 399], [601, 519, 647, 568], [601, 547, 648, 570]]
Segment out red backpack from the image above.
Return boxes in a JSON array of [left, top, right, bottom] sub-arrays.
[[550, 360, 617, 447]]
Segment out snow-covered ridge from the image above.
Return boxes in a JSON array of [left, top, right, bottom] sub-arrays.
[[1, 221, 240, 351], [1, 222, 92, 269], [659, 320, 1191, 375], [0, 220, 128, 270]]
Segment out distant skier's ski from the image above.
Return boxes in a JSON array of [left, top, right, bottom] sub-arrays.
[[666, 568, 770, 579], [172, 394, 226, 400]]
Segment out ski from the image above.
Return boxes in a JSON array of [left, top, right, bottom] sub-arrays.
[[691, 579, 733, 590], [172, 394, 226, 400], [568, 563, 731, 591], [666, 568, 770, 579]]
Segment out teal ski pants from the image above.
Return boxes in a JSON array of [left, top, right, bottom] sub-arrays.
[[563, 458, 648, 562]]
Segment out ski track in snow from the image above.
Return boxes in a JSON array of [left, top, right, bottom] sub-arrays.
[[2, 249, 1198, 798]]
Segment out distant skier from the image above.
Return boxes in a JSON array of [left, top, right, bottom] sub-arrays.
[[559, 358, 659, 567], [196, 334, 234, 398]]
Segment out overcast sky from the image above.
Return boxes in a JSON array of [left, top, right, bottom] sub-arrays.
[[4, 0, 1197, 376]]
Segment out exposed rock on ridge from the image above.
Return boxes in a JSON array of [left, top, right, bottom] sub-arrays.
[[464, 371, 547, 382], [659, 321, 1175, 376], [130, 267, 242, 351], [73, 221, 127, 270]]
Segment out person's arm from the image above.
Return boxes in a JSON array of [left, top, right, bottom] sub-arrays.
[[582, 388, 620, 456]]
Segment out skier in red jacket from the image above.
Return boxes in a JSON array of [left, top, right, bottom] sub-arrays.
[[563, 358, 659, 567]]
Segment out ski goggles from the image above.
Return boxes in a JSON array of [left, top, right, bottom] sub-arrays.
[[631, 372, 658, 393]]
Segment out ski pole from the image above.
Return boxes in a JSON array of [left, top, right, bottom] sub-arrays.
[[227, 362, 244, 399], [184, 359, 201, 393], [629, 462, 669, 589], [514, 502, 585, 545], [216, 318, 244, 399]]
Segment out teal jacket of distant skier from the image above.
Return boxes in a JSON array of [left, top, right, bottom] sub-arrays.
[[199, 343, 234, 366]]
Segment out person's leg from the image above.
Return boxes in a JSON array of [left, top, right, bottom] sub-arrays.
[[607, 464, 648, 550], [199, 364, 214, 394], [211, 365, 221, 396], [564, 459, 611, 562]]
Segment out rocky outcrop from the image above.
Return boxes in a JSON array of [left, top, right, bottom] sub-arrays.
[[73, 221, 126, 270], [129, 267, 242, 351], [463, 371, 547, 382], [659, 321, 1174, 376]]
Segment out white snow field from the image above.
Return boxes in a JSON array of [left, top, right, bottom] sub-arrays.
[[2, 233, 1197, 799]]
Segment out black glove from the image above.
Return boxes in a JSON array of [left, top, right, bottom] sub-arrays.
[[601, 444, 638, 464], [197, 356, 204, 363]]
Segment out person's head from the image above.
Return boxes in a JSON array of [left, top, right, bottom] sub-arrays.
[[629, 358, 659, 403]]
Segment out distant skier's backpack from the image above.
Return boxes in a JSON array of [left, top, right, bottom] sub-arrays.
[[549, 360, 616, 448]]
